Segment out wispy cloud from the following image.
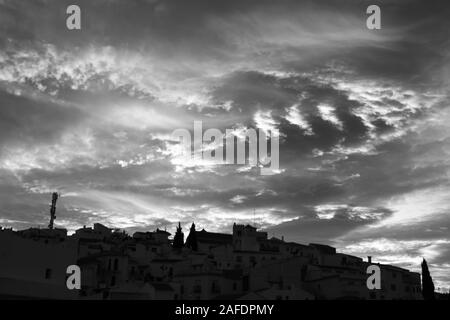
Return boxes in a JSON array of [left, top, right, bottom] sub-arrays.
[[0, 0, 449, 288]]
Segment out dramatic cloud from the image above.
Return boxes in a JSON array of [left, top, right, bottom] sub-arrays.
[[0, 0, 449, 289]]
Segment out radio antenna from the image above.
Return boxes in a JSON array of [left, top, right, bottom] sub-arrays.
[[48, 192, 58, 229]]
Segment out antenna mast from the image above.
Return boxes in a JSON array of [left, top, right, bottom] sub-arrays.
[[48, 192, 58, 229]]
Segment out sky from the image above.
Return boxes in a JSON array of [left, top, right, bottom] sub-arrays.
[[0, 0, 449, 290]]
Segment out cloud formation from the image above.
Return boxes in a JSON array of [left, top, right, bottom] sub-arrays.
[[0, 0, 449, 289]]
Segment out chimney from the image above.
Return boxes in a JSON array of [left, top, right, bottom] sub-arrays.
[[368, 256, 372, 264]]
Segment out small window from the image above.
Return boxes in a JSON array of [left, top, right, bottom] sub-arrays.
[[45, 268, 52, 279], [193, 280, 202, 293], [211, 280, 220, 294]]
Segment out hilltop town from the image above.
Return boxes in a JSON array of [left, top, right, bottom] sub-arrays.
[[0, 193, 423, 300], [0, 223, 423, 300]]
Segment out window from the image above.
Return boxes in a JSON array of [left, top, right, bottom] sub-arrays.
[[243, 275, 249, 291], [45, 268, 52, 279], [111, 276, 116, 286], [113, 258, 119, 271], [193, 281, 202, 293], [233, 282, 237, 291], [211, 281, 220, 294], [390, 284, 396, 291]]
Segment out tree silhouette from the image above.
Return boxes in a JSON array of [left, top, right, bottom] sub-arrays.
[[172, 222, 184, 249], [185, 222, 198, 251], [421, 258, 435, 300]]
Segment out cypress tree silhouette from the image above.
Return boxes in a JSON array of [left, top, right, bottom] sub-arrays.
[[185, 222, 198, 251], [173, 222, 184, 249], [421, 258, 435, 300]]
